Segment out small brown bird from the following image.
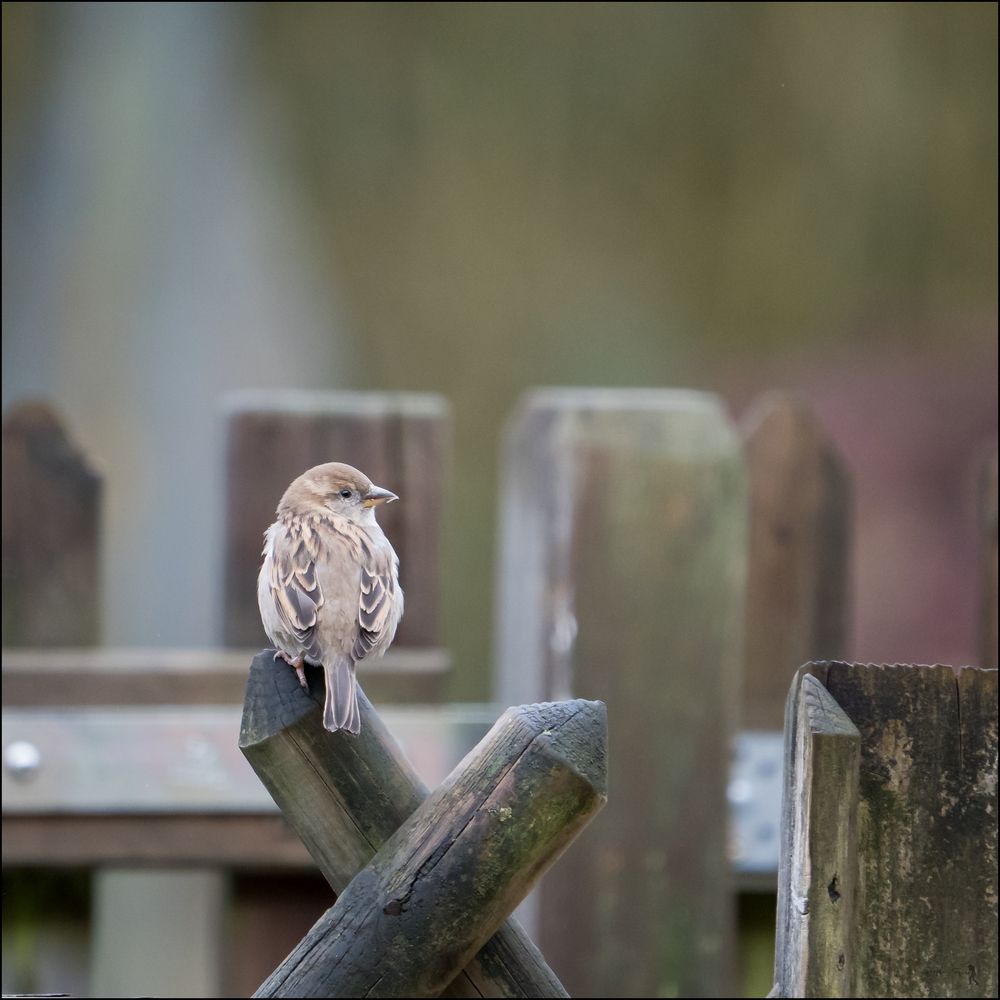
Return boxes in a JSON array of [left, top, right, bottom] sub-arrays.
[[257, 462, 404, 734]]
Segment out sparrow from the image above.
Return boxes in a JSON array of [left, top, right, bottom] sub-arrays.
[[257, 462, 404, 734]]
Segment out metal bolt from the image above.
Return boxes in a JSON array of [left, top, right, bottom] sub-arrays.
[[4, 740, 42, 779]]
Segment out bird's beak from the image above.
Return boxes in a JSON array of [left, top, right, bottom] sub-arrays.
[[362, 485, 399, 508]]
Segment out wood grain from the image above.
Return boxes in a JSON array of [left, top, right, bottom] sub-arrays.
[[249, 682, 605, 998], [772, 673, 859, 997], [772, 662, 998, 998], [240, 650, 572, 998]]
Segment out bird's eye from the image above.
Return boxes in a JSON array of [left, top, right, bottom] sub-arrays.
[[339, 489, 352, 500]]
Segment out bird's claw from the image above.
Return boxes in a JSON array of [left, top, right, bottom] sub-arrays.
[[273, 650, 309, 689]]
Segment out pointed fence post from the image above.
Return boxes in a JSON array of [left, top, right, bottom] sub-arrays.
[[2, 402, 102, 646], [741, 392, 851, 729]]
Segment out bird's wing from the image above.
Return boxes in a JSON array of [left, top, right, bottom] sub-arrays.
[[266, 521, 325, 662], [353, 543, 401, 662]]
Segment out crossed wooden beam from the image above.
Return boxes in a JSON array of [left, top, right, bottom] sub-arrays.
[[240, 651, 607, 998]]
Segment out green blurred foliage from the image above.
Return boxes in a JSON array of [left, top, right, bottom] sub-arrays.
[[737, 891, 779, 997], [1, 870, 90, 994]]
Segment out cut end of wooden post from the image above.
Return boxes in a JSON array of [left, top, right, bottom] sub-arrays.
[[508, 699, 608, 800], [800, 673, 861, 740], [239, 649, 323, 748]]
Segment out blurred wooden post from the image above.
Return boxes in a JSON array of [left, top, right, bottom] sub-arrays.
[[253, 696, 606, 999], [494, 389, 747, 998], [223, 391, 451, 991], [1, 403, 228, 996], [240, 650, 571, 998], [222, 390, 449, 650], [2, 402, 102, 646], [1, 402, 102, 996], [979, 449, 998, 669], [92, 870, 225, 998], [772, 662, 999, 998], [741, 392, 850, 729]]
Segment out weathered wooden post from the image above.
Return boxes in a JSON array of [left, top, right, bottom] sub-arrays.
[[2, 402, 228, 997], [771, 673, 860, 997], [494, 389, 747, 998], [257, 700, 605, 999], [222, 390, 449, 650], [772, 661, 998, 998], [980, 449, 998, 670], [2, 401, 102, 997], [2, 402, 102, 646], [741, 392, 851, 729], [240, 651, 571, 998], [222, 390, 452, 985]]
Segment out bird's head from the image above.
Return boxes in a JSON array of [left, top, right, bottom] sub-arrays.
[[277, 462, 398, 524]]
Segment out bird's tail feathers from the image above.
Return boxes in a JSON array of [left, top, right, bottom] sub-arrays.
[[323, 656, 360, 735]]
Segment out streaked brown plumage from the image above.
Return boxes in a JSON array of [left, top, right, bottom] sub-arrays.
[[257, 462, 403, 734]]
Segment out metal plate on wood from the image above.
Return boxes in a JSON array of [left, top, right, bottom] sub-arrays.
[[1, 705, 496, 814], [728, 729, 783, 877]]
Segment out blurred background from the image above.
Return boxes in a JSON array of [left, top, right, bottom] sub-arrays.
[[2, 2, 997, 997]]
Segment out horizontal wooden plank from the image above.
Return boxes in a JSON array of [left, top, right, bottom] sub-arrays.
[[2, 814, 313, 867], [2, 706, 270, 813], [1, 646, 450, 706], [2, 702, 495, 816]]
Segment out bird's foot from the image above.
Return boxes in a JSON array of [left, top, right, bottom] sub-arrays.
[[273, 650, 309, 689]]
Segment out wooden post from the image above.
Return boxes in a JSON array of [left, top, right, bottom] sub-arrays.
[[741, 392, 850, 729], [772, 662, 999, 998], [772, 674, 860, 997], [1, 403, 229, 995], [222, 391, 449, 650], [240, 650, 571, 998], [979, 448, 998, 669], [494, 389, 746, 998], [92, 870, 225, 999], [250, 688, 606, 999], [2, 402, 102, 646]]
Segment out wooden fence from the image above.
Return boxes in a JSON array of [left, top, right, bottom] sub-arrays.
[[494, 389, 746, 997], [772, 661, 997, 998], [2, 391, 996, 998], [2, 394, 457, 996]]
